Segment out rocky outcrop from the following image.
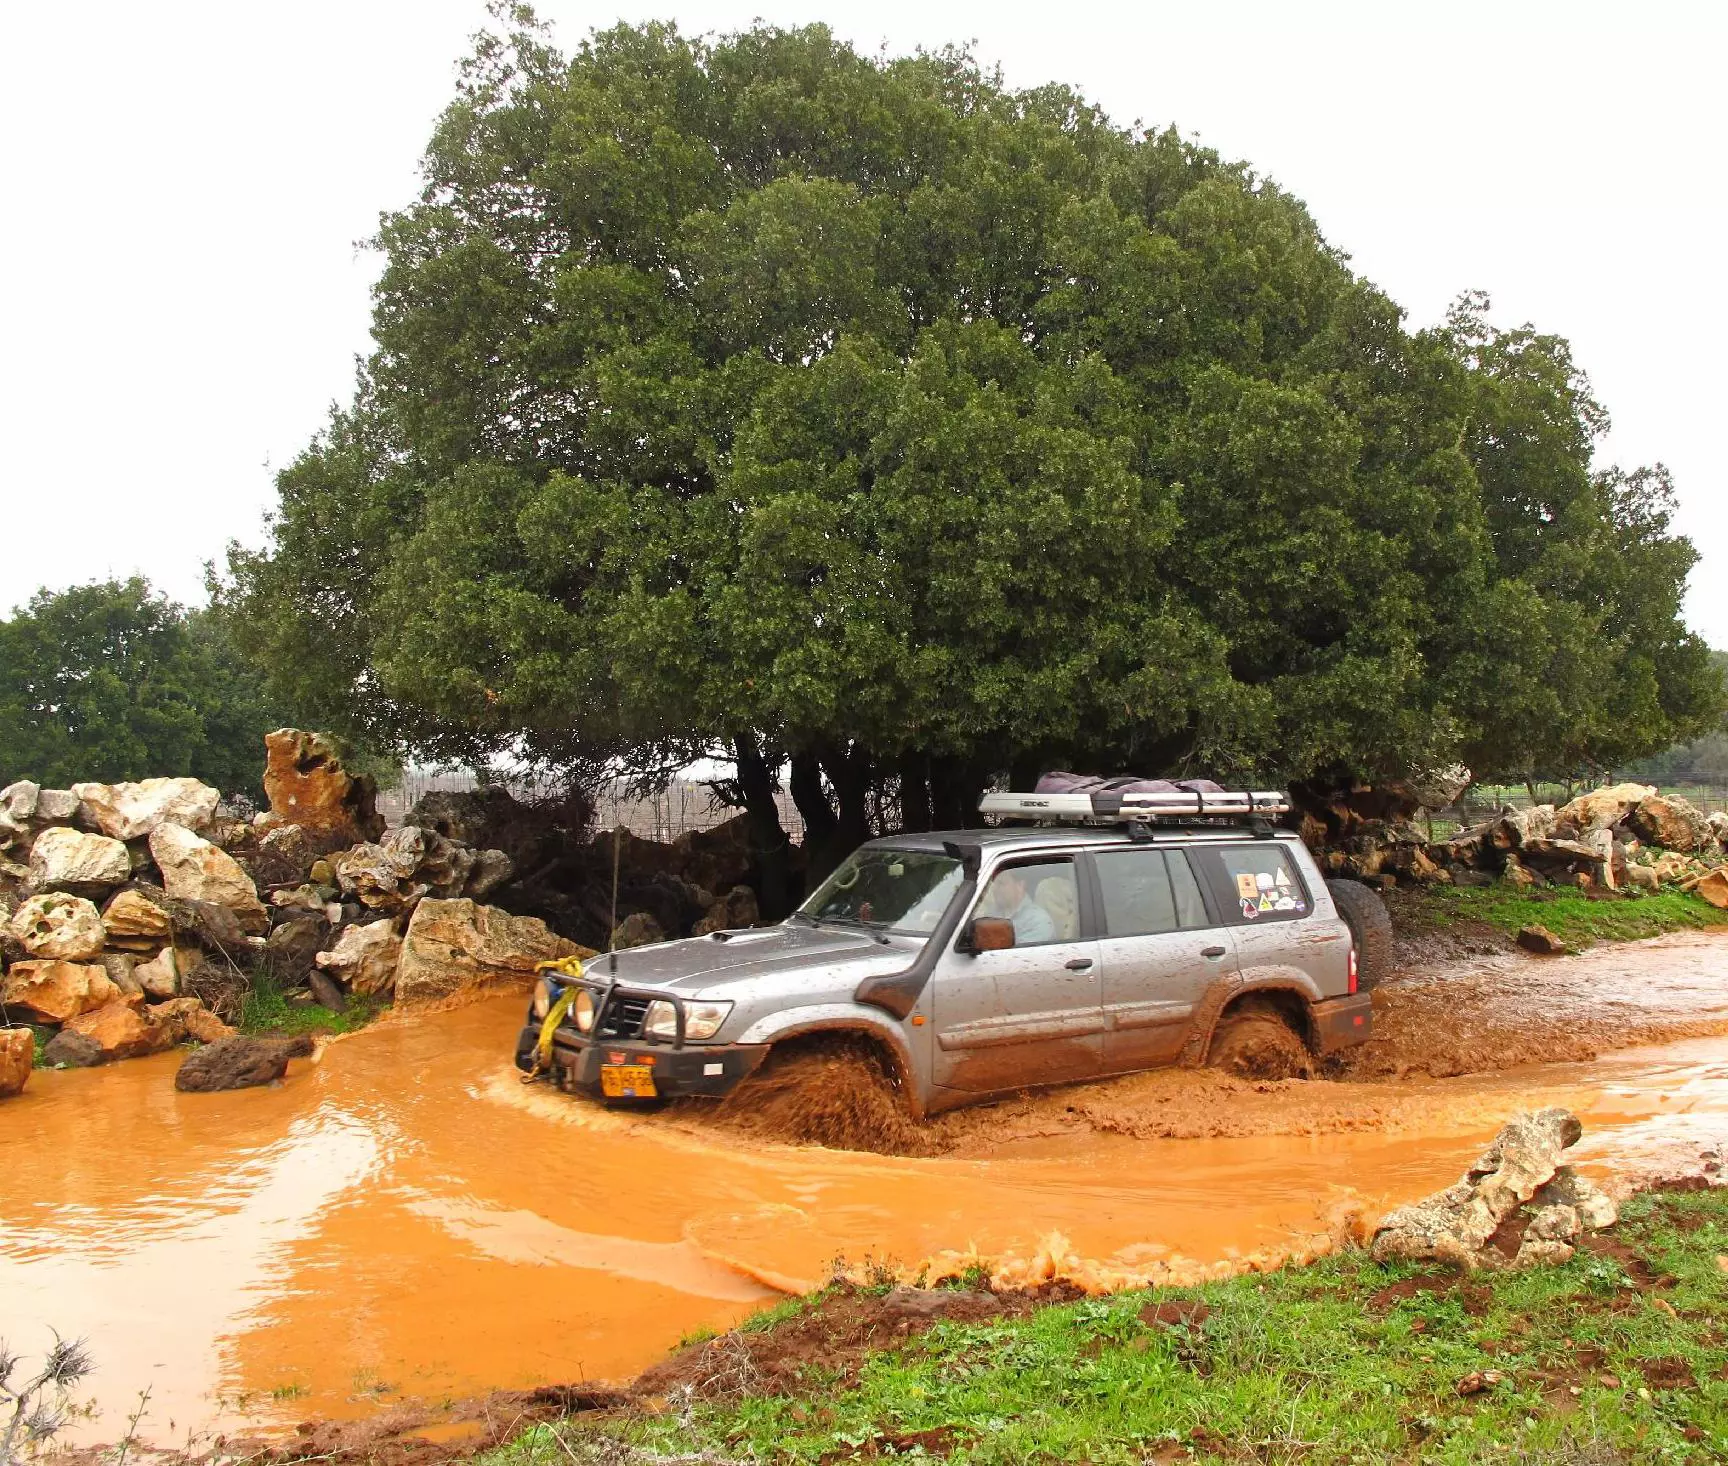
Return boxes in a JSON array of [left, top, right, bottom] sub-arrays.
[[63, 996, 177, 1061], [262, 729, 383, 841], [314, 920, 401, 997], [148, 823, 269, 935], [175, 1033, 314, 1092], [102, 889, 173, 947], [394, 898, 586, 1006], [0, 1027, 32, 1097], [1371, 1109, 1617, 1269], [71, 777, 219, 840], [1, 960, 118, 1024], [27, 827, 131, 891], [10, 893, 107, 961]]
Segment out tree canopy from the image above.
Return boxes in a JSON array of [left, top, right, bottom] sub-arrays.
[[222, 9, 1722, 873], [0, 579, 284, 797]]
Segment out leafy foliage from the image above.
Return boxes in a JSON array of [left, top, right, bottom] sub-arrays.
[[222, 10, 1721, 836], [0, 579, 283, 797]]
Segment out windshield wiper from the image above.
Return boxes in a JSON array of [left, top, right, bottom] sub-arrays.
[[804, 913, 891, 944]]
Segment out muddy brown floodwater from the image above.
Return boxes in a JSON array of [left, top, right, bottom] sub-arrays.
[[3, 931, 1726, 1447]]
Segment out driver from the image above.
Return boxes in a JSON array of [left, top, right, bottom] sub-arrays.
[[986, 867, 1055, 946]]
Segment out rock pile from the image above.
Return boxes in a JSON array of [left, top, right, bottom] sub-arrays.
[[1371, 1108, 1618, 1269], [1305, 779, 1728, 898], [0, 730, 593, 1097]]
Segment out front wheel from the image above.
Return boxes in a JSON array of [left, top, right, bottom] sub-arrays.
[[708, 1035, 927, 1154]]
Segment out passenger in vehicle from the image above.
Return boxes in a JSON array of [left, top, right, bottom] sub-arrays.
[[982, 867, 1057, 945]]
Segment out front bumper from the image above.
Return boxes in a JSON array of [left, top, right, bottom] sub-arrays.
[[1311, 992, 1374, 1054], [515, 1022, 771, 1100]]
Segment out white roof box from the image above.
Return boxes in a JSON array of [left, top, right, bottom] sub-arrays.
[[979, 788, 1291, 823]]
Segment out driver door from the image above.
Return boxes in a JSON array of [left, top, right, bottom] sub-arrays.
[[928, 856, 1104, 1093]]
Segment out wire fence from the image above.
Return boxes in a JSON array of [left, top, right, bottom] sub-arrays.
[[381, 769, 805, 843], [1461, 784, 1728, 823]]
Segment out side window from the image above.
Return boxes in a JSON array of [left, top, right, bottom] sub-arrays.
[[1208, 845, 1310, 924], [1094, 850, 1211, 937], [975, 860, 1079, 946]]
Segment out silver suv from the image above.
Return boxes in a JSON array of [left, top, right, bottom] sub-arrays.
[[514, 796, 1380, 1115]]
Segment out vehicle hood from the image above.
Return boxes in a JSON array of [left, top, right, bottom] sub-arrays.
[[574, 923, 915, 996]]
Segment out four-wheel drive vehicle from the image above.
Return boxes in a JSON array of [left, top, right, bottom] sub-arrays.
[[514, 787, 1386, 1115]]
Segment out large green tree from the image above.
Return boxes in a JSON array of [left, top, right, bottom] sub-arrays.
[[223, 10, 1720, 887], [0, 579, 282, 797]]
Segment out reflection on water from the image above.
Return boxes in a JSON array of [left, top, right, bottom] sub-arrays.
[[2, 932, 1725, 1444]]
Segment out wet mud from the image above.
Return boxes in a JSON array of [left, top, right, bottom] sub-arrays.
[[3, 931, 1726, 1446]]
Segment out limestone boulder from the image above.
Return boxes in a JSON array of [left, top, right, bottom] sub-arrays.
[[0, 781, 40, 824], [332, 826, 481, 912], [0, 1027, 32, 1097], [262, 729, 383, 841], [1371, 1109, 1601, 1270], [1, 961, 119, 1023], [100, 950, 143, 997], [148, 823, 269, 935], [102, 889, 173, 948], [250, 822, 348, 889], [1628, 793, 1714, 854], [693, 885, 761, 937], [10, 893, 106, 960], [134, 947, 182, 999], [72, 778, 219, 841], [395, 897, 587, 1006], [175, 1033, 314, 1092], [1555, 782, 1656, 836], [1410, 763, 1472, 812], [315, 920, 402, 997], [465, 848, 514, 900], [1694, 868, 1728, 911], [35, 789, 80, 822], [150, 996, 236, 1045], [612, 911, 666, 949], [27, 827, 130, 891], [64, 996, 177, 1062]]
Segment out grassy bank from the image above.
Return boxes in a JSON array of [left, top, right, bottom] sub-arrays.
[[1395, 884, 1728, 951], [488, 1190, 1728, 1465], [237, 969, 381, 1037]]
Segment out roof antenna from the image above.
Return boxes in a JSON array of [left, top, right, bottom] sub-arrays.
[[608, 818, 621, 974]]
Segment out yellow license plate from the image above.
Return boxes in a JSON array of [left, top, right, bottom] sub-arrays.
[[600, 1064, 657, 1098]]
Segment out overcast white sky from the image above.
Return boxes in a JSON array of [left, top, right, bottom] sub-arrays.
[[4, 1, 1724, 643]]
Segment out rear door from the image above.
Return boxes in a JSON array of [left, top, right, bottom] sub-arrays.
[[1088, 846, 1236, 1071], [1191, 838, 1349, 989], [929, 855, 1104, 1093]]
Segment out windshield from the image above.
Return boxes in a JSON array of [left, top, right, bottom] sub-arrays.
[[799, 849, 963, 935]]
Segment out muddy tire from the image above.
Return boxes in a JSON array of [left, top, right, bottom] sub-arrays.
[[1207, 1003, 1312, 1080], [1325, 878, 1394, 991], [707, 1035, 930, 1155]]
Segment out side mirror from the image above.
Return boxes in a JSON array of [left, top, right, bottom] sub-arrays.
[[961, 917, 1016, 953]]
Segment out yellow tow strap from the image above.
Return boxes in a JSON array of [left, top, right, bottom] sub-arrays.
[[521, 955, 588, 1082]]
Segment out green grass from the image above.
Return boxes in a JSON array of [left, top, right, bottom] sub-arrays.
[[237, 968, 382, 1037], [484, 1190, 1728, 1465], [1400, 884, 1728, 950]]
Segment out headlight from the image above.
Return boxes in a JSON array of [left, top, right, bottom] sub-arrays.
[[573, 988, 595, 1033], [531, 977, 552, 1020], [643, 999, 732, 1041]]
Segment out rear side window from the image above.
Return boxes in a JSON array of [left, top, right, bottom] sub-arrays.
[[1205, 845, 1310, 924], [1093, 850, 1211, 936]]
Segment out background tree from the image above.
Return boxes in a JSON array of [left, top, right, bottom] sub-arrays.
[[0, 579, 284, 797], [222, 10, 1722, 888]]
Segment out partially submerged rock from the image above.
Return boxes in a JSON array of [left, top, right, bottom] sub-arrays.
[[10, 893, 107, 961], [148, 823, 269, 935], [63, 996, 177, 1062], [40, 1029, 102, 1068], [27, 827, 130, 891], [72, 777, 219, 840], [394, 897, 586, 1006], [0, 1027, 32, 1097], [1371, 1108, 1617, 1269], [175, 1033, 315, 1092]]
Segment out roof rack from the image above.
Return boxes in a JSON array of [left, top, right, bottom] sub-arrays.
[[978, 788, 1291, 825]]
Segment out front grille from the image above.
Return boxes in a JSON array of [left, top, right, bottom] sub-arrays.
[[598, 996, 651, 1040]]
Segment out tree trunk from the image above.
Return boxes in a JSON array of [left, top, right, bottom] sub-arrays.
[[805, 743, 871, 885], [929, 756, 986, 830], [897, 752, 931, 834], [731, 731, 792, 922]]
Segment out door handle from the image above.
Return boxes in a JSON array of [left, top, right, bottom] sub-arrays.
[[1064, 957, 1093, 971], [1201, 946, 1227, 959]]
